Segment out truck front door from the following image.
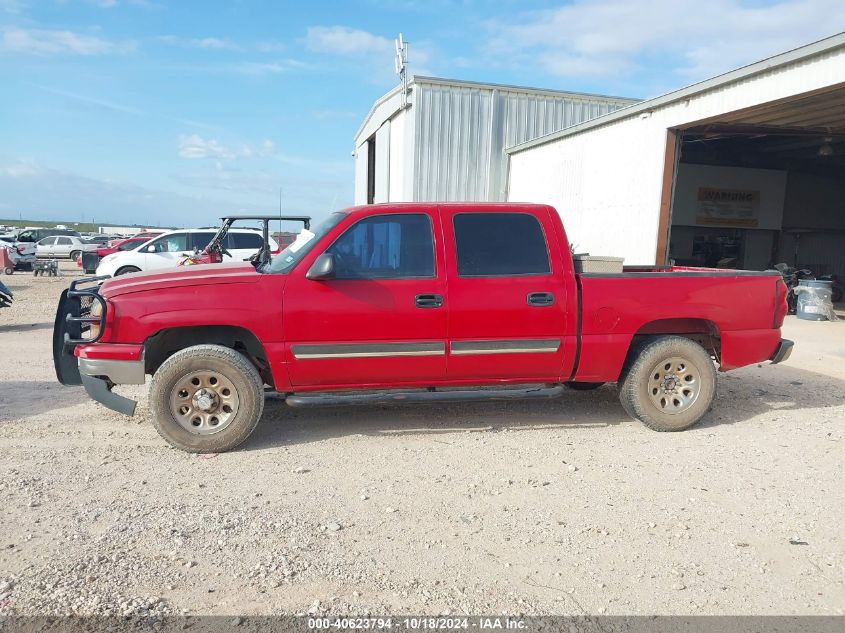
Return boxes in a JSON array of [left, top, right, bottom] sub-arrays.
[[440, 206, 574, 382], [283, 210, 447, 388]]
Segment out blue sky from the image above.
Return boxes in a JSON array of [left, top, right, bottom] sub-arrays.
[[1, 0, 842, 227]]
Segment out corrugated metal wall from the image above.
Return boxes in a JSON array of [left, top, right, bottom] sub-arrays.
[[413, 83, 632, 201]]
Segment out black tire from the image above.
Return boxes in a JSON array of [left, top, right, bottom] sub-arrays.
[[149, 344, 264, 453], [114, 266, 141, 276], [3, 267, 12, 276], [833, 287, 843, 303], [564, 381, 605, 391], [69, 250, 81, 261], [619, 336, 716, 432]]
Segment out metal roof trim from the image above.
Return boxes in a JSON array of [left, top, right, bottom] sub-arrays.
[[505, 32, 845, 155], [354, 74, 640, 142]]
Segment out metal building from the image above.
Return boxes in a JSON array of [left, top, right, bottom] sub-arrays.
[[507, 33, 845, 277], [353, 76, 637, 205]]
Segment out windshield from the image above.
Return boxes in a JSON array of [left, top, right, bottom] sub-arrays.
[[263, 212, 347, 274]]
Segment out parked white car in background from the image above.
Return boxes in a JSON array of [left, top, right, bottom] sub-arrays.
[[35, 235, 94, 259], [95, 228, 279, 277], [0, 234, 37, 270]]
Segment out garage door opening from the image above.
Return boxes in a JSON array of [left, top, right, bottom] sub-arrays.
[[664, 84, 845, 293]]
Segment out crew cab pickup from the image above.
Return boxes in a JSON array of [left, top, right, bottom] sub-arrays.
[[53, 203, 792, 453]]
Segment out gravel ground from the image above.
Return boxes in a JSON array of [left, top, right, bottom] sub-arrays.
[[0, 263, 843, 617]]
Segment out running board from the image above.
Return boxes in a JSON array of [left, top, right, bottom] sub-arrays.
[[284, 384, 564, 408]]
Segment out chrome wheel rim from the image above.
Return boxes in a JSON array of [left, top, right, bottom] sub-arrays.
[[169, 370, 239, 435], [647, 356, 700, 414]]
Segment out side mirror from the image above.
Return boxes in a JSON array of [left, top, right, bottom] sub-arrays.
[[306, 253, 336, 281]]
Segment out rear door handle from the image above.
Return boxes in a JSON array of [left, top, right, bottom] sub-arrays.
[[415, 294, 444, 308], [527, 292, 555, 307]]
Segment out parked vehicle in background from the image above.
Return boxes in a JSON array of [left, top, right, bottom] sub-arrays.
[[95, 235, 152, 259], [55, 203, 792, 453], [36, 236, 94, 260], [0, 279, 12, 307], [178, 215, 308, 267], [0, 235, 37, 271], [15, 228, 81, 243], [95, 228, 279, 277], [108, 231, 163, 249], [82, 235, 112, 245], [76, 235, 155, 274]]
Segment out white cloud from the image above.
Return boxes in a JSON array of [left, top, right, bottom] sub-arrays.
[[0, 159, 39, 178], [158, 35, 242, 51], [177, 135, 275, 160], [485, 0, 844, 82], [228, 59, 309, 75], [305, 26, 393, 55], [1, 27, 134, 56], [0, 0, 26, 14], [304, 26, 434, 81]]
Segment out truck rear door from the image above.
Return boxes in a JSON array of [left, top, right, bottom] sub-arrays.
[[440, 206, 574, 381]]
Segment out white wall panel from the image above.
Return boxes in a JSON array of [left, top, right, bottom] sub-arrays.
[[508, 41, 845, 264], [353, 141, 368, 206], [388, 109, 408, 201], [374, 121, 390, 204]]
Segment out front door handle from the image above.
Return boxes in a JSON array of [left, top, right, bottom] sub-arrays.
[[415, 294, 444, 308], [527, 292, 555, 307]]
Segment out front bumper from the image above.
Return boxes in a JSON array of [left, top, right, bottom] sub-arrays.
[[770, 338, 794, 364], [79, 357, 145, 384], [78, 357, 144, 417]]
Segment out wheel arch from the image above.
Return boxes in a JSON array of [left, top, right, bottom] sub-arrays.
[[144, 325, 274, 388], [622, 318, 722, 379]]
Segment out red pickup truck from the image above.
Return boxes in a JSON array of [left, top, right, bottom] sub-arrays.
[[53, 203, 792, 453]]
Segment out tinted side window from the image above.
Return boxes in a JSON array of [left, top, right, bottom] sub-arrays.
[[229, 232, 263, 250], [118, 240, 140, 251], [151, 233, 188, 253], [56, 237, 72, 245], [189, 232, 216, 251], [327, 214, 434, 280], [453, 213, 550, 277], [39, 237, 57, 246]]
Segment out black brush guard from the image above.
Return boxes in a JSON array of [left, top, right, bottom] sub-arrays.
[[54, 275, 138, 415], [53, 276, 109, 386]]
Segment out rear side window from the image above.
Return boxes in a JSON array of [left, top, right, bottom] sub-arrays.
[[228, 232, 263, 250], [327, 213, 435, 280], [453, 213, 551, 277], [189, 232, 216, 251]]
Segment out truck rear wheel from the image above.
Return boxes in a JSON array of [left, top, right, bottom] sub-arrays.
[[619, 336, 716, 432], [149, 344, 264, 453]]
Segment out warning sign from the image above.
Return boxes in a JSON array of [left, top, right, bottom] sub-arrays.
[[695, 187, 760, 227]]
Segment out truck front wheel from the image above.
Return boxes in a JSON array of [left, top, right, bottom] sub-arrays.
[[619, 336, 716, 432], [149, 344, 264, 453]]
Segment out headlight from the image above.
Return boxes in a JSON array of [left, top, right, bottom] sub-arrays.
[[89, 300, 103, 339]]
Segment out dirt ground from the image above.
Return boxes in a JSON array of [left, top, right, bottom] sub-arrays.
[[0, 263, 843, 617]]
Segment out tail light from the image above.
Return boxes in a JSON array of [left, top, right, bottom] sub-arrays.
[[271, 246, 281, 255], [774, 279, 788, 328], [16, 245, 25, 254]]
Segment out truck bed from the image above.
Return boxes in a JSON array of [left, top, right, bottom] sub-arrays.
[[573, 266, 784, 382]]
